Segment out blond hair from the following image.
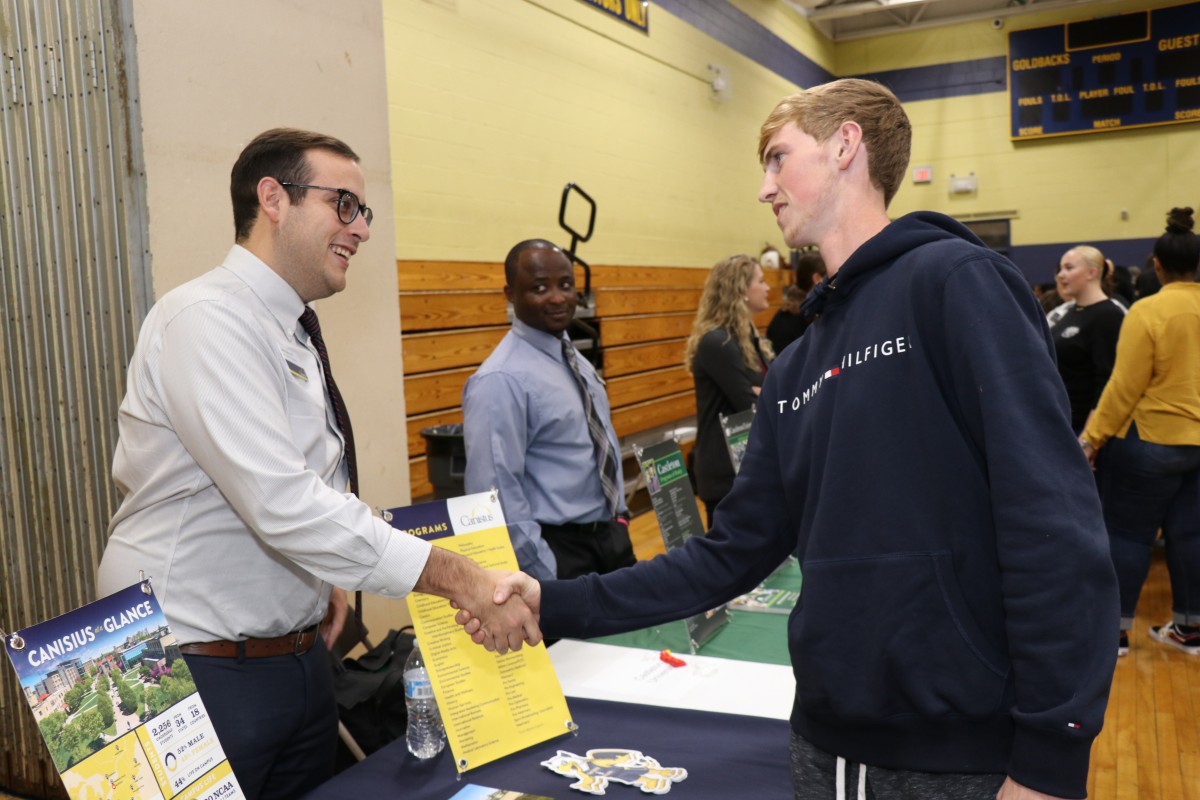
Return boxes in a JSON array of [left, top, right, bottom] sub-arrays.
[[757, 79, 911, 207], [1065, 245, 1113, 292], [685, 255, 775, 372]]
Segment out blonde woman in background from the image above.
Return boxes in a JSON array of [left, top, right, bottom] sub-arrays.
[[685, 254, 773, 527], [1049, 244, 1126, 434]]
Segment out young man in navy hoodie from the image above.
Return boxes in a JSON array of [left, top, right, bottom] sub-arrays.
[[460, 80, 1118, 800]]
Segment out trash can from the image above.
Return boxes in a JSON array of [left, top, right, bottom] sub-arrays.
[[420, 424, 466, 499]]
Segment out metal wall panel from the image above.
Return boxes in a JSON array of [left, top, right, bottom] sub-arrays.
[[0, 0, 147, 794]]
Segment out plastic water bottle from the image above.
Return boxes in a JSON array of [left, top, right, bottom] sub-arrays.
[[403, 637, 445, 759]]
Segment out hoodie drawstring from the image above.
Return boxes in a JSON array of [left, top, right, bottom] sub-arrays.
[[835, 756, 867, 800], [799, 275, 835, 319]]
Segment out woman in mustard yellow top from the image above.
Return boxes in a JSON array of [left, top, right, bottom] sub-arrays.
[[1081, 207, 1200, 657]]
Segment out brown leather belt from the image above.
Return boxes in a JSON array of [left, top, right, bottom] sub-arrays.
[[179, 625, 319, 658]]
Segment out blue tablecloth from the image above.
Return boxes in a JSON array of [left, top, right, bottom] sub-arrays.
[[304, 697, 793, 800]]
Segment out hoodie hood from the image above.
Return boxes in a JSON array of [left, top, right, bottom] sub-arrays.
[[801, 211, 985, 319]]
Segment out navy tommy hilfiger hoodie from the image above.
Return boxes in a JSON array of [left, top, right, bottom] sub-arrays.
[[540, 212, 1118, 798]]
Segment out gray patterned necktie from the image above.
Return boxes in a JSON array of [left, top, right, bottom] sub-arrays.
[[561, 338, 619, 515]]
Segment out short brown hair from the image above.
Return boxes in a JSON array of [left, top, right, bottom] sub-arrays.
[[794, 251, 827, 289], [779, 284, 805, 315], [758, 79, 911, 207], [230, 128, 360, 242]]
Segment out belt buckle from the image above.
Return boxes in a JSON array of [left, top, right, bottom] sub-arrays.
[[293, 629, 306, 654]]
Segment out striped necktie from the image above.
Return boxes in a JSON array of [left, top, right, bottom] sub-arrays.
[[561, 338, 619, 515], [299, 307, 358, 495]]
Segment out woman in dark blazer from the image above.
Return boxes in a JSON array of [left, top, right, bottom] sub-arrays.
[[686, 254, 773, 527]]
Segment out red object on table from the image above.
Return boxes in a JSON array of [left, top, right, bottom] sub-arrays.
[[659, 649, 687, 667]]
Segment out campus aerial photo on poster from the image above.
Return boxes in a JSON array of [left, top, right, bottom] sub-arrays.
[[5, 582, 242, 799]]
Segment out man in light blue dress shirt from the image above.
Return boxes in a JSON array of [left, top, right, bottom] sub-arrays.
[[463, 240, 635, 581]]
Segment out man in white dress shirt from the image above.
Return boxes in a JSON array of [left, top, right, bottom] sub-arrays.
[[96, 129, 539, 799]]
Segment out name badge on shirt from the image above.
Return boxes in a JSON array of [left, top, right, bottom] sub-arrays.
[[286, 360, 309, 382]]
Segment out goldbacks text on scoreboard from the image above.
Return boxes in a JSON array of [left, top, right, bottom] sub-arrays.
[[1009, 2, 1200, 140]]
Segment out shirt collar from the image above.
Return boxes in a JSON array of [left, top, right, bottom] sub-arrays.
[[511, 317, 569, 359], [221, 244, 307, 336]]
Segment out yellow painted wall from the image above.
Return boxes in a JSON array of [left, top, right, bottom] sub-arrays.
[[835, 14, 1000, 73], [840, 0, 1200, 246], [383, 0, 801, 267], [897, 94, 1200, 246], [383, 0, 1200, 261]]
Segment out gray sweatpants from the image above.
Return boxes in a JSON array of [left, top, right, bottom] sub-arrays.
[[790, 733, 1006, 800]]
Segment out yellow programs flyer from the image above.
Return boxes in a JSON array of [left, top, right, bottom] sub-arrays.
[[384, 492, 574, 773]]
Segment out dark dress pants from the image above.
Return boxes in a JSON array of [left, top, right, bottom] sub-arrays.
[[541, 519, 637, 579], [186, 637, 338, 800]]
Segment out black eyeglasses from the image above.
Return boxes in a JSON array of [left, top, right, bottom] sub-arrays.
[[278, 182, 373, 227]]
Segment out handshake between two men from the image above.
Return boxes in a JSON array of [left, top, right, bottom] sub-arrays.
[[451, 571, 543, 654], [401, 545, 545, 654]]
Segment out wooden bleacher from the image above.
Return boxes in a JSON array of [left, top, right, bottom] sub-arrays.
[[398, 260, 784, 499]]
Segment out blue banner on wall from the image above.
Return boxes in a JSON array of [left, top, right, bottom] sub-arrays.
[[1008, 1, 1200, 140], [577, 0, 648, 34]]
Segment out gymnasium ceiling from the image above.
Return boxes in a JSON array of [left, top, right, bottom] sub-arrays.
[[783, 0, 1108, 41]]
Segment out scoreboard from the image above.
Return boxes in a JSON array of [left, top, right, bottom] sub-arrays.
[[1009, 2, 1200, 140]]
